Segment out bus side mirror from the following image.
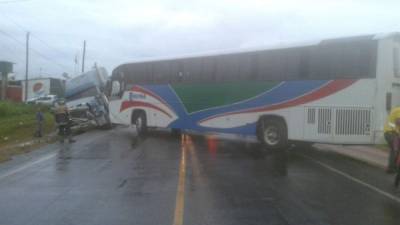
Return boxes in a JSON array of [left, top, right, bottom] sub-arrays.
[[111, 80, 121, 97]]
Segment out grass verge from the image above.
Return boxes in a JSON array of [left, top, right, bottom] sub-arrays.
[[0, 101, 56, 161]]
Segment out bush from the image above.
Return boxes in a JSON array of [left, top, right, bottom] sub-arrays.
[[0, 101, 50, 118], [0, 101, 54, 146], [0, 101, 33, 117]]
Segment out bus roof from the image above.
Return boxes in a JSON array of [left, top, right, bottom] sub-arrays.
[[118, 32, 400, 66]]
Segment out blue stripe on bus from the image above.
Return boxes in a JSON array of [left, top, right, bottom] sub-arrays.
[[141, 84, 187, 117], [141, 80, 330, 133]]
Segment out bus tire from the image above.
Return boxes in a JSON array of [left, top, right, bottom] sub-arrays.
[[132, 111, 147, 137], [258, 117, 288, 150]]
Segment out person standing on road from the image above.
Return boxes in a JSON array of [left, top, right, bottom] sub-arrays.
[[54, 101, 75, 143], [35, 107, 44, 137], [383, 106, 400, 173]]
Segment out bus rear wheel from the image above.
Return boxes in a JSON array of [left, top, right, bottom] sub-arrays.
[[258, 118, 288, 150], [133, 111, 147, 137]]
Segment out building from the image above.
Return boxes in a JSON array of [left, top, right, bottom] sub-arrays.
[[0, 80, 22, 102], [0, 61, 13, 100], [21, 77, 65, 101]]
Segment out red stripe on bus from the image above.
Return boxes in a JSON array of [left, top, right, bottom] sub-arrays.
[[131, 85, 173, 112], [199, 79, 356, 123], [120, 101, 173, 118]]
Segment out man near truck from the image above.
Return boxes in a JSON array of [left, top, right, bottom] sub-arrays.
[[384, 107, 400, 173], [35, 107, 44, 137], [54, 101, 75, 143]]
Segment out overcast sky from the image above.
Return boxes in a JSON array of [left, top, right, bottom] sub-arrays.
[[0, 0, 399, 79]]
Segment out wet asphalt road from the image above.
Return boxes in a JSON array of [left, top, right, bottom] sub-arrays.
[[0, 126, 400, 225]]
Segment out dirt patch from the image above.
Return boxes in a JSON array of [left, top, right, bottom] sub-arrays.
[[0, 134, 58, 163]]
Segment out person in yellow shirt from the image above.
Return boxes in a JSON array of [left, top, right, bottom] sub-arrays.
[[384, 107, 400, 173], [54, 101, 75, 143]]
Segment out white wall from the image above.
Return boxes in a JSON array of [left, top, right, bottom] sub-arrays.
[[21, 78, 51, 101]]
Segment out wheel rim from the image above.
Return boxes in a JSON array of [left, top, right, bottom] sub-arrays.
[[135, 117, 143, 133], [263, 125, 280, 146]]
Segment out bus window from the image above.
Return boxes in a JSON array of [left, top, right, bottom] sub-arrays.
[[285, 48, 302, 80], [309, 45, 332, 80], [183, 58, 202, 83], [201, 56, 216, 83], [215, 55, 239, 82], [169, 60, 180, 83], [299, 49, 310, 78], [257, 50, 284, 81], [394, 48, 400, 77], [341, 43, 363, 78], [386, 92, 392, 112], [237, 53, 253, 81], [153, 61, 171, 84]]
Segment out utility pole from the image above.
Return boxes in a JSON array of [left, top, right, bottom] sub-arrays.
[[24, 32, 30, 102], [81, 40, 86, 73], [74, 52, 79, 76], [0, 72, 4, 100]]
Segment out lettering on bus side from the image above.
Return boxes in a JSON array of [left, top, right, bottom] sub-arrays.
[[129, 92, 146, 101]]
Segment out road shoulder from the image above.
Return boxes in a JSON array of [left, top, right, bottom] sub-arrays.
[[313, 144, 388, 169]]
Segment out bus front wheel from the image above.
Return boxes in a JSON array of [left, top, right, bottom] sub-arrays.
[[132, 111, 147, 137], [258, 118, 288, 150]]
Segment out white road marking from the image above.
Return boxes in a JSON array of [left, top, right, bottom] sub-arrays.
[[0, 152, 57, 181], [299, 153, 400, 204]]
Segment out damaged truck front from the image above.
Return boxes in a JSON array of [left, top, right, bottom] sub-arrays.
[[65, 66, 111, 128]]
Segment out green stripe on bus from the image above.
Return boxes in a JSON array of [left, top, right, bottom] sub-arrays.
[[171, 81, 280, 113]]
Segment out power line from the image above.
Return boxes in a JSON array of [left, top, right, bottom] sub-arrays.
[[31, 34, 70, 57], [0, 0, 32, 4], [0, 28, 24, 45], [0, 11, 70, 58], [0, 28, 71, 71], [0, 11, 72, 72], [0, 41, 25, 61]]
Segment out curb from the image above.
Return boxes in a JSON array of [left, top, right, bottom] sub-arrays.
[[313, 144, 387, 170], [0, 132, 58, 152]]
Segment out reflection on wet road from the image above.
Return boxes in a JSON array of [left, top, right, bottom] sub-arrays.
[[0, 126, 399, 225]]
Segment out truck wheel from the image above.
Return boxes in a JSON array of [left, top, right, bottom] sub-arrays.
[[258, 118, 288, 150], [133, 112, 147, 137]]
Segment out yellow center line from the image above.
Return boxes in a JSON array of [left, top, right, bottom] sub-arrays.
[[187, 137, 203, 184], [173, 134, 187, 225]]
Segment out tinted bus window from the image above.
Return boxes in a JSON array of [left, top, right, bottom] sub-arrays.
[[169, 60, 183, 83], [285, 48, 302, 80], [215, 55, 239, 82], [153, 61, 171, 84], [257, 50, 285, 81], [394, 48, 400, 77], [201, 56, 216, 83], [112, 38, 378, 85], [183, 58, 203, 83], [237, 53, 254, 81]]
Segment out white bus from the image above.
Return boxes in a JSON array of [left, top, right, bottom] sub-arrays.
[[107, 33, 400, 148]]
